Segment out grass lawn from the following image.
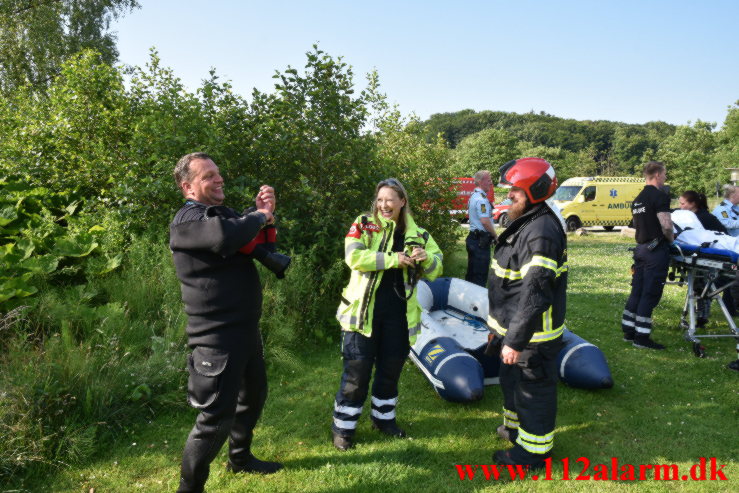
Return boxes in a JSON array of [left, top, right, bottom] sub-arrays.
[[10, 234, 738, 492]]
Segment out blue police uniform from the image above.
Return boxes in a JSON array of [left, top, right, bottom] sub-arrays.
[[712, 200, 739, 237], [465, 187, 494, 287]]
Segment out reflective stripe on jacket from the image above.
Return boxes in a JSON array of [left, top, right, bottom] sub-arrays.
[[336, 213, 443, 343], [487, 203, 567, 350]]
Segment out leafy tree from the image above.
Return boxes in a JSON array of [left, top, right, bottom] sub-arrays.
[[243, 46, 378, 268], [657, 121, 720, 194], [714, 101, 739, 174], [453, 128, 518, 176], [0, 0, 139, 94]]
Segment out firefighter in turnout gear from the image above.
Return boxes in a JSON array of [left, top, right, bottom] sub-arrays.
[[487, 158, 567, 469], [332, 178, 443, 451]]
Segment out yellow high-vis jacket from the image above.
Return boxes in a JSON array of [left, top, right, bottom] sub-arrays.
[[336, 213, 443, 342]]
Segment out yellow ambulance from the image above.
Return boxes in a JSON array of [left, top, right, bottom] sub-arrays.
[[552, 176, 645, 232]]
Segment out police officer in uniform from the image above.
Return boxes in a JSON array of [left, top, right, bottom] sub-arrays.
[[170, 152, 282, 493], [465, 170, 497, 287], [621, 161, 673, 350], [712, 184, 739, 237], [711, 185, 739, 315], [486, 158, 566, 469]]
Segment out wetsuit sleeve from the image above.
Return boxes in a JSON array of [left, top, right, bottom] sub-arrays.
[[503, 234, 560, 351], [419, 232, 443, 281], [170, 210, 267, 257], [343, 217, 400, 272]]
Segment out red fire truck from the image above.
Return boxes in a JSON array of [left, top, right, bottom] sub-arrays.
[[450, 177, 495, 222]]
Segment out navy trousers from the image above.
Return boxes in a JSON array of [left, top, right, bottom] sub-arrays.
[[332, 313, 409, 437], [466, 231, 492, 287], [622, 242, 670, 339]]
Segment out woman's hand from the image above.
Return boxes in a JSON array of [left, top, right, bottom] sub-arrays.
[[409, 247, 427, 263], [397, 252, 415, 268]]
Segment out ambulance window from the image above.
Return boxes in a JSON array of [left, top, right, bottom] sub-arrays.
[[583, 186, 596, 202]]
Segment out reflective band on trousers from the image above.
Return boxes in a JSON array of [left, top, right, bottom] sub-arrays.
[[334, 401, 362, 416], [517, 427, 554, 454], [333, 417, 358, 430], [371, 408, 395, 420], [371, 396, 398, 407], [488, 316, 564, 343], [503, 407, 519, 428], [491, 255, 567, 281]]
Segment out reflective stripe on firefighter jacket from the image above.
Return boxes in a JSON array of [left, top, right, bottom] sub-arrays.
[[487, 203, 567, 350], [336, 213, 443, 343]]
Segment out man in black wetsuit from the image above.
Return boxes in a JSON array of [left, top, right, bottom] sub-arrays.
[[170, 152, 282, 493], [621, 161, 673, 350]]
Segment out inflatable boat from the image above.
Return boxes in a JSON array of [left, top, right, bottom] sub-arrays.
[[411, 278, 613, 402]]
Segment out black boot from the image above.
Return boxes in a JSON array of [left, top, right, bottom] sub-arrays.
[[371, 419, 406, 438], [633, 335, 665, 350], [332, 431, 354, 451], [227, 454, 283, 475], [493, 447, 548, 470]]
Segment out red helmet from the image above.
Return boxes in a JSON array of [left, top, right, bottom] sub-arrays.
[[498, 157, 557, 204]]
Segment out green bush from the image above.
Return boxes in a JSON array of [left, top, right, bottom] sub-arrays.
[[0, 237, 186, 480]]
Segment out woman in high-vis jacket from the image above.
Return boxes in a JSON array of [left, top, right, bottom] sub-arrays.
[[331, 178, 443, 451]]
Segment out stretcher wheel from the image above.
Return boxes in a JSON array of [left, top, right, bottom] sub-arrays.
[[692, 342, 706, 358]]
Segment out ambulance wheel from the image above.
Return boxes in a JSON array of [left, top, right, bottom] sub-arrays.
[[692, 342, 706, 358], [603, 225, 615, 231], [565, 216, 581, 232], [499, 213, 510, 228]]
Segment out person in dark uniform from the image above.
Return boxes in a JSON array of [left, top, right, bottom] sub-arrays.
[[465, 170, 497, 287], [169, 152, 282, 493], [679, 191, 727, 233], [621, 161, 673, 350], [486, 158, 566, 470]]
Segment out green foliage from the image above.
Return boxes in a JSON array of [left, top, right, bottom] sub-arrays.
[[422, 109, 679, 178], [0, 0, 140, 95], [373, 108, 461, 255], [0, 237, 186, 479], [239, 45, 379, 268], [453, 128, 518, 176], [0, 178, 122, 308], [657, 121, 721, 194]]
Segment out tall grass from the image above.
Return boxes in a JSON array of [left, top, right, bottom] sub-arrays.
[[0, 236, 352, 484], [0, 236, 188, 480]]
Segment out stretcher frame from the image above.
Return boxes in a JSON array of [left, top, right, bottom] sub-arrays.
[[668, 243, 739, 362]]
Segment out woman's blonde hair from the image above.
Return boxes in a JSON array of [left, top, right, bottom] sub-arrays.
[[373, 178, 412, 232]]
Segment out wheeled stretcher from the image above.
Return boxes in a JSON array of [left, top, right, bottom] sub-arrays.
[[668, 242, 739, 365]]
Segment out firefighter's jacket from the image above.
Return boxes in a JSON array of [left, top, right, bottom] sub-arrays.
[[487, 202, 567, 351], [336, 213, 443, 342]]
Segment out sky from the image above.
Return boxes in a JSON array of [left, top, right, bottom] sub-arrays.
[[111, 0, 739, 127]]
